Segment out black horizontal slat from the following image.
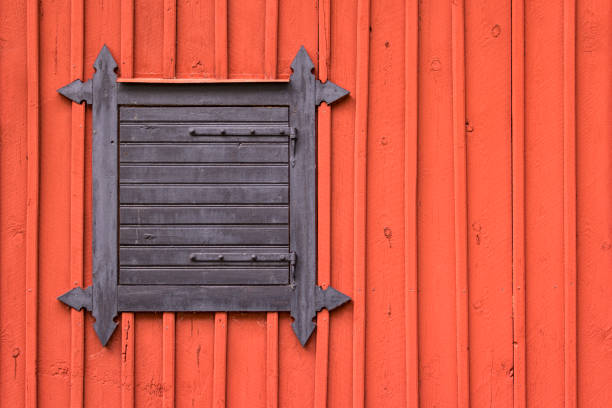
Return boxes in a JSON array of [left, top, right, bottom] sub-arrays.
[[120, 165, 288, 183], [119, 267, 289, 285], [120, 125, 288, 143], [120, 185, 288, 204], [119, 226, 288, 245], [120, 246, 289, 265], [120, 143, 288, 163], [120, 205, 288, 224], [120, 106, 288, 123], [117, 285, 293, 312], [117, 83, 291, 106]]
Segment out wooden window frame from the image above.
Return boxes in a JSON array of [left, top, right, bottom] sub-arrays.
[[57, 46, 350, 346]]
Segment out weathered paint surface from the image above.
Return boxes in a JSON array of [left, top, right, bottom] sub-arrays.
[[0, 0, 611, 407]]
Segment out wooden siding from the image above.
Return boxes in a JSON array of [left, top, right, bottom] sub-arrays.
[[0, 0, 611, 407]]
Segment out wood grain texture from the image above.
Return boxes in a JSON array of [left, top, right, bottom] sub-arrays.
[[452, 0, 470, 406], [314, 0, 331, 405], [4, 1, 612, 407], [69, 0, 86, 407], [512, 0, 527, 406], [405, 0, 419, 406], [563, 0, 577, 406], [576, 0, 612, 406], [353, 0, 370, 406], [25, 0, 39, 405], [0, 1, 28, 405]]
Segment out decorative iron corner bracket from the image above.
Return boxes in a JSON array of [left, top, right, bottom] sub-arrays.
[[57, 44, 351, 347], [57, 78, 93, 104], [315, 80, 349, 106], [58, 286, 92, 312]]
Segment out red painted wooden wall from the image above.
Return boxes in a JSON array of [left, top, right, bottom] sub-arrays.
[[0, 0, 611, 407]]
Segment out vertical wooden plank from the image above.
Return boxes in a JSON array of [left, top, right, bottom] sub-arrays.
[[163, 0, 177, 78], [366, 1, 406, 406], [25, 0, 39, 405], [266, 312, 279, 408], [327, 0, 356, 404], [213, 2, 228, 406], [405, 0, 419, 406], [353, 0, 370, 406], [563, 0, 577, 406], [215, 0, 228, 78], [162, 1, 177, 406], [120, 2, 135, 408], [163, 314, 176, 408], [213, 313, 227, 408], [451, 0, 469, 407], [465, 0, 513, 405], [121, 0, 135, 78], [121, 313, 135, 408], [0, 0, 28, 405], [512, 0, 526, 406], [576, 0, 612, 405], [264, 1, 279, 407], [264, 0, 278, 80], [524, 0, 565, 404], [314, 0, 331, 406], [69, 1, 86, 407]]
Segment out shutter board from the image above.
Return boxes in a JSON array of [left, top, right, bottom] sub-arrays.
[[119, 268, 289, 285], [120, 246, 290, 265], [119, 185, 289, 204], [120, 106, 289, 122], [120, 165, 288, 184], [120, 206, 288, 224], [119, 143, 289, 163], [118, 105, 290, 285]]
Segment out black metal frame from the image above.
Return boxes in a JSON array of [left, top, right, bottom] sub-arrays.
[[57, 45, 350, 347]]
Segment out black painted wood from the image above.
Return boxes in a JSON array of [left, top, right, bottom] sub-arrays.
[[119, 143, 289, 163], [119, 185, 288, 204], [120, 106, 288, 123], [120, 246, 290, 265], [119, 267, 289, 285], [119, 226, 289, 246], [121, 125, 289, 143], [120, 165, 289, 184], [119, 205, 288, 225], [58, 46, 352, 347], [117, 285, 293, 311], [117, 82, 291, 106], [288, 46, 318, 346], [91, 46, 119, 346]]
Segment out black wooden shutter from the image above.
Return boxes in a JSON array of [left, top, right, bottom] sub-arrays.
[[58, 45, 350, 347]]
